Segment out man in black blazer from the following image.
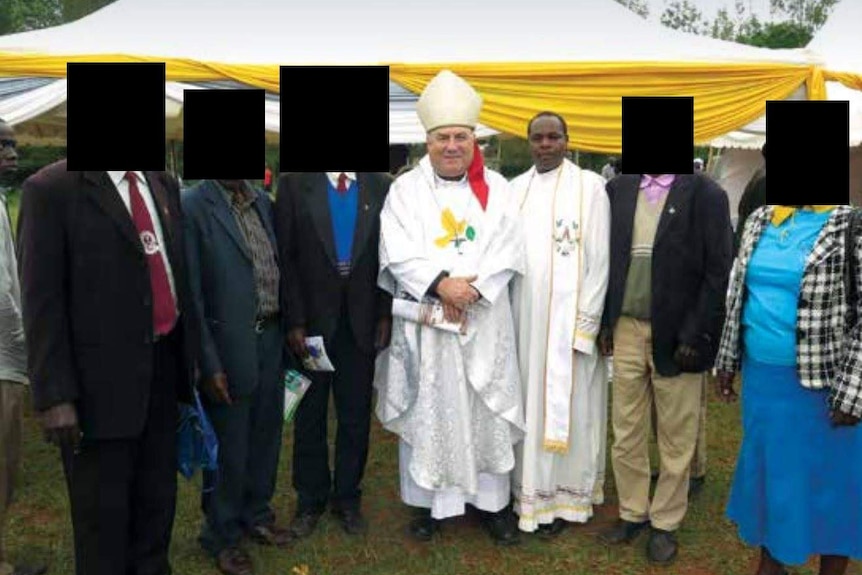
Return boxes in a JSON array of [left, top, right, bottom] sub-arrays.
[[183, 178, 292, 575], [17, 164, 195, 575], [275, 172, 392, 537], [597, 173, 732, 564]]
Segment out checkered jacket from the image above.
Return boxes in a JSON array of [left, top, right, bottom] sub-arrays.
[[715, 205, 862, 417]]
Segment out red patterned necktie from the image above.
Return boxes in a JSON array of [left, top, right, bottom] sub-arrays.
[[125, 172, 177, 336], [336, 172, 348, 193]]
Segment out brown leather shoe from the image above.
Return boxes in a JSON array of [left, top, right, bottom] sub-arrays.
[[216, 546, 254, 575], [247, 523, 294, 548]]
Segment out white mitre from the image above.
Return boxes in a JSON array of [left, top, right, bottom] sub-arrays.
[[415, 70, 482, 133]]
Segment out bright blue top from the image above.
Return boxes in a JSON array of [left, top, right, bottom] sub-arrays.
[[741, 209, 832, 366], [327, 179, 358, 271]]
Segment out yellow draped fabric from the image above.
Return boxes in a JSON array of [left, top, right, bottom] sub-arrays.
[[0, 52, 282, 92], [389, 62, 833, 152], [824, 70, 862, 92], [1, 51, 862, 152]]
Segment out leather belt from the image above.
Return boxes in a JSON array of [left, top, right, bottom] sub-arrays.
[[254, 314, 280, 334]]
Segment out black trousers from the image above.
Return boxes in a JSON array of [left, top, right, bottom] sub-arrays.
[[199, 323, 285, 555], [61, 329, 181, 575], [292, 309, 375, 514]]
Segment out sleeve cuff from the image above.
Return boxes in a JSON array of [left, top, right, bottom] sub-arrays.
[[426, 271, 450, 297], [573, 329, 597, 355]]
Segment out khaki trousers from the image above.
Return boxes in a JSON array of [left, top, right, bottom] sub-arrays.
[[0, 382, 24, 573], [611, 317, 702, 531], [650, 374, 707, 478]]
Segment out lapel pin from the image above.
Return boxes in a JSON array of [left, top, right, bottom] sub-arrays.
[[668, 206, 676, 214], [364, 204, 370, 211]]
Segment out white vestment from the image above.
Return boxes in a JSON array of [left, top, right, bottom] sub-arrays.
[[375, 155, 526, 520], [508, 160, 611, 531]]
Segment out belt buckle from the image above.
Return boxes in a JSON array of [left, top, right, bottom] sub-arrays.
[[254, 319, 265, 334]]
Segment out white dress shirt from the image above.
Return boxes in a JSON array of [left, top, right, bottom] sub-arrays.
[[106, 171, 178, 313], [325, 172, 357, 189]]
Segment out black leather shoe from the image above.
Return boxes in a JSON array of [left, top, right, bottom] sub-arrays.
[[688, 475, 706, 498], [537, 518, 568, 539], [597, 519, 649, 545], [483, 508, 520, 546], [409, 509, 439, 542], [647, 527, 678, 564], [333, 508, 367, 535], [289, 509, 323, 539], [216, 546, 254, 575]]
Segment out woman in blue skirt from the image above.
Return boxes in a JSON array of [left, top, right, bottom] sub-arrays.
[[714, 204, 862, 575]]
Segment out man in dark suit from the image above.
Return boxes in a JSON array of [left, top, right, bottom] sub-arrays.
[[183, 178, 291, 575], [275, 172, 392, 537], [597, 173, 732, 564], [17, 165, 196, 575]]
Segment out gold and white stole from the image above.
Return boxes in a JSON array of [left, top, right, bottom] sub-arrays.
[[541, 161, 585, 453]]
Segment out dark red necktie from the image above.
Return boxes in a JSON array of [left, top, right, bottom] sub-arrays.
[[336, 172, 348, 193], [126, 172, 177, 336]]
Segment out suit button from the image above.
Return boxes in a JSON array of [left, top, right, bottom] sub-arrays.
[[143, 294, 151, 306]]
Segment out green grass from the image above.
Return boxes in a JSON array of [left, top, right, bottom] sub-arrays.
[[6, 381, 861, 575]]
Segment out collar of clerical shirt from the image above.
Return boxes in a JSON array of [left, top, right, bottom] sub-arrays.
[[433, 172, 467, 187]]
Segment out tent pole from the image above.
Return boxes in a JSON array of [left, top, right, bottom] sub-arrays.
[[707, 145, 717, 175]]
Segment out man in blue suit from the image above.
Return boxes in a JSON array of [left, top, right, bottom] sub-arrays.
[[183, 179, 291, 575]]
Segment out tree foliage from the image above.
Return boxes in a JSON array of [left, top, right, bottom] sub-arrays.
[[769, 0, 840, 32], [660, 0, 838, 49], [61, 0, 117, 23], [660, 1, 708, 35], [613, 0, 650, 19], [0, 0, 63, 35]]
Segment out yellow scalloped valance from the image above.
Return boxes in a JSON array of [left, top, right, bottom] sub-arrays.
[[1, 51, 860, 152]]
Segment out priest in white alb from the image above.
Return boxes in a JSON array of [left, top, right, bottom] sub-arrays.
[[375, 70, 526, 546], [509, 112, 611, 536]]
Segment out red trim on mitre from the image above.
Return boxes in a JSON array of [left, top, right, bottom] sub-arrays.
[[467, 140, 488, 210]]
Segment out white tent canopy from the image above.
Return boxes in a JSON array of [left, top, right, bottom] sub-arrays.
[[0, 0, 816, 65], [0, 0, 819, 144]]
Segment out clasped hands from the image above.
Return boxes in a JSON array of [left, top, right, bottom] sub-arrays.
[[436, 275, 480, 323]]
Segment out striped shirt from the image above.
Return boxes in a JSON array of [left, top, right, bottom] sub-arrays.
[[217, 181, 280, 317]]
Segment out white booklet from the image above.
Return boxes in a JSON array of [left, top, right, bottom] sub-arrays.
[[392, 298, 468, 335], [302, 336, 335, 372]]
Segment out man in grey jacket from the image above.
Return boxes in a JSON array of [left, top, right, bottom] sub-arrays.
[[0, 117, 46, 575]]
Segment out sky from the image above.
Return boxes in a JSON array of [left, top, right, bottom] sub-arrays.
[[644, 0, 775, 22]]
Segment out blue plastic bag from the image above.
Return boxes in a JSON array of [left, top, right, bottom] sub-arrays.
[[177, 388, 219, 480]]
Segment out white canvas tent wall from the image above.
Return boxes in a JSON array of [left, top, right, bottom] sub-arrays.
[[0, 0, 821, 147], [710, 0, 862, 207]]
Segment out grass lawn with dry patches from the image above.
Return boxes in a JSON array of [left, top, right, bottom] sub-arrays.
[[7, 378, 861, 575]]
